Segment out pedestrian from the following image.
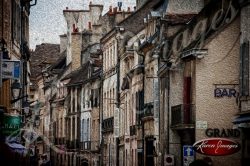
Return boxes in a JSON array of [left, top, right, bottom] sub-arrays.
[[40, 154, 51, 166]]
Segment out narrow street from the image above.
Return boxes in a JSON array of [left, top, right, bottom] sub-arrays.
[[0, 0, 250, 166]]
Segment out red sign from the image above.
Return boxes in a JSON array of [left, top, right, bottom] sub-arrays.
[[193, 138, 240, 156]]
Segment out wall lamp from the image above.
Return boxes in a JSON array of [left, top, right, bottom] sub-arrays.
[[11, 80, 28, 104]]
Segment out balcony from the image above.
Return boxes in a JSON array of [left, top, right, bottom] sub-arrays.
[[141, 102, 154, 120], [102, 117, 114, 133], [80, 141, 91, 150], [66, 139, 79, 149], [130, 125, 136, 136], [80, 141, 100, 152], [171, 104, 195, 130]]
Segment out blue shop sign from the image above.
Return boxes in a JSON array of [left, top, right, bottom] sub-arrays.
[[2, 60, 21, 79]]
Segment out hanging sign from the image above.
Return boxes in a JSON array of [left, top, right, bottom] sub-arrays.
[[2, 60, 21, 79], [193, 138, 240, 156]]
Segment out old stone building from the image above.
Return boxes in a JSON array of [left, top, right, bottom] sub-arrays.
[[30, 43, 63, 161], [28, 1, 250, 166], [0, 0, 33, 112], [61, 2, 134, 166], [0, 0, 36, 164], [158, 0, 246, 165]]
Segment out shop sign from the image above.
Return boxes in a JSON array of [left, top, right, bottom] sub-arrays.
[[205, 128, 240, 138], [1, 114, 21, 137], [214, 88, 237, 97], [193, 138, 240, 156], [2, 60, 21, 79], [162, 0, 239, 59]]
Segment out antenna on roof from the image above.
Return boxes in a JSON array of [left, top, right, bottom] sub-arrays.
[[118, 2, 122, 11]]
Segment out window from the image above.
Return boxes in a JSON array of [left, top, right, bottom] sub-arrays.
[[72, 117, 75, 140], [81, 119, 84, 141], [113, 88, 115, 114], [106, 48, 109, 70], [103, 50, 106, 71], [87, 118, 90, 140], [77, 88, 81, 111], [240, 40, 249, 96], [104, 92, 107, 117], [12, 0, 21, 44]]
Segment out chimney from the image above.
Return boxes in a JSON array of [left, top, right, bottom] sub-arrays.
[[109, 6, 113, 15], [113, 7, 117, 14], [66, 7, 68, 10], [127, 7, 130, 12], [71, 33, 82, 70], [134, 6, 136, 11], [73, 24, 78, 32], [89, 1, 92, 5], [59, 34, 67, 53], [88, 22, 92, 30]]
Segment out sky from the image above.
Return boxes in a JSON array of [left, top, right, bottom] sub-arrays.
[[29, 0, 136, 49]]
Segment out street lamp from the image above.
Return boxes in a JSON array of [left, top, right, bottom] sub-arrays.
[[11, 80, 22, 102], [11, 80, 28, 104], [35, 116, 40, 127], [23, 101, 30, 115]]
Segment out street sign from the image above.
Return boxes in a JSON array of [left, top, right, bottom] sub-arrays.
[[183, 145, 194, 166], [183, 145, 194, 157], [2, 60, 21, 79]]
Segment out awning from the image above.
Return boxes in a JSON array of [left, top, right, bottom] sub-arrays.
[[233, 114, 250, 124], [6, 141, 27, 154]]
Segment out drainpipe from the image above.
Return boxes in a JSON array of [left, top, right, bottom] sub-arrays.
[[167, 69, 170, 154], [116, 41, 120, 166], [114, 31, 121, 166], [142, 55, 145, 166], [99, 80, 103, 166], [100, 46, 104, 166], [1, 0, 3, 39], [137, 51, 145, 166]]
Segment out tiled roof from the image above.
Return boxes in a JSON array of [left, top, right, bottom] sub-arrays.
[[65, 60, 102, 86], [101, 0, 162, 41], [118, 0, 162, 34], [164, 13, 197, 25], [30, 43, 60, 79]]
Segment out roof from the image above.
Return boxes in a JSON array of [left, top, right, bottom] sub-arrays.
[[30, 43, 60, 79], [65, 61, 102, 86], [164, 13, 197, 25], [101, 0, 162, 42], [49, 50, 67, 70]]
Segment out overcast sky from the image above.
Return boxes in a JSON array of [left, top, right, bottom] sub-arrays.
[[30, 0, 136, 49]]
